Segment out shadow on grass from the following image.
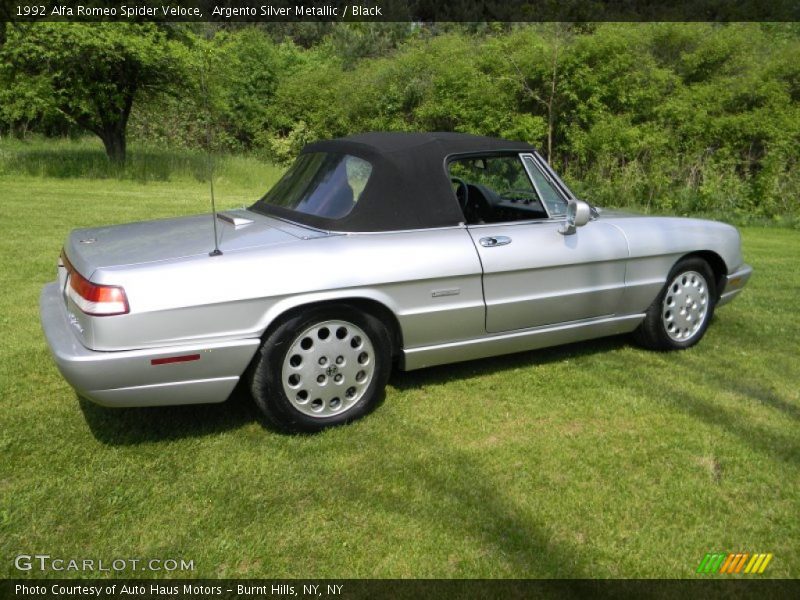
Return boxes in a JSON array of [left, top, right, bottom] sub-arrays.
[[336, 422, 595, 581], [653, 363, 800, 467], [712, 373, 800, 422], [83, 392, 599, 579], [79, 381, 259, 446]]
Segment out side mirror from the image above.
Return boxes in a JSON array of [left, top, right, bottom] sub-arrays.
[[559, 199, 591, 235]]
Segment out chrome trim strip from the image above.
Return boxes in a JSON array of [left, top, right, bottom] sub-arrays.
[[402, 314, 644, 371], [247, 210, 466, 236], [519, 153, 556, 219], [530, 151, 578, 201], [466, 217, 565, 229]]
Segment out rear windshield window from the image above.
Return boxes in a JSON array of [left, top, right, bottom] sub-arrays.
[[252, 152, 372, 220]]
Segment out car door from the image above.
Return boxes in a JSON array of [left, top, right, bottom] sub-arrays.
[[454, 153, 629, 333]]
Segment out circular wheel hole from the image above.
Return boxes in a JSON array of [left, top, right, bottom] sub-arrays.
[[318, 327, 330, 340], [296, 390, 309, 403], [289, 354, 302, 368], [681, 276, 688, 286], [345, 386, 357, 398], [318, 356, 328, 366], [335, 355, 344, 365], [358, 351, 369, 365], [664, 311, 672, 320], [355, 370, 366, 383], [330, 397, 341, 410], [334, 374, 343, 383], [336, 327, 348, 340], [672, 284, 679, 293], [311, 398, 323, 412], [287, 374, 300, 387], [350, 336, 362, 349], [317, 374, 326, 384], [300, 337, 313, 351]]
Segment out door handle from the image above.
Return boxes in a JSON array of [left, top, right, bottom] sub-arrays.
[[479, 236, 512, 247]]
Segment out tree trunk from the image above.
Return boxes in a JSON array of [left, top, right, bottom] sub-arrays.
[[96, 86, 135, 164], [100, 127, 126, 164]]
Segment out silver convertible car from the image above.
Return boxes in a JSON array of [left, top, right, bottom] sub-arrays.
[[41, 132, 752, 431]]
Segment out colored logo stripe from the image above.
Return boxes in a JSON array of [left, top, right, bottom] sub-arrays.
[[744, 553, 773, 574], [697, 553, 773, 574], [697, 553, 727, 573], [720, 553, 749, 573]]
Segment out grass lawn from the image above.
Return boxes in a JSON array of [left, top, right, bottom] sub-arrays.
[[0, 140, 798, 579]]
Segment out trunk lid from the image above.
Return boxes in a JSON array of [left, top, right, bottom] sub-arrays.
[[64, 209, 309, 278]]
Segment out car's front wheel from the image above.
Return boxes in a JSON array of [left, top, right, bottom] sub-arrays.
[[249, 306, 392, 432], [634, 257, 717, 350]]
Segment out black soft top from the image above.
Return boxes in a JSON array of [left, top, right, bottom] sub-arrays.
[[254, 132, 538, 232]]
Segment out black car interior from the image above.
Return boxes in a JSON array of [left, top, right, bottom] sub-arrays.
[[450, 156, 551, 224]]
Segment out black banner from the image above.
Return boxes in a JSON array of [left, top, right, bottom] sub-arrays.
[[2, 0, 799, 23], [3, 579, 800, 600]]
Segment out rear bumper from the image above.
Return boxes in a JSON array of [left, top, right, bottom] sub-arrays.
[[717, 263, 753, 307], [39, 282, 260, 407]]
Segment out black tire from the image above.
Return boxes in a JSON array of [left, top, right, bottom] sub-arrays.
[[249, 305, 392, 433], [633, 257, 717, 351]]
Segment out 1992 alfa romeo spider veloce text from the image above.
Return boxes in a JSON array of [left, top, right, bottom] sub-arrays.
[[40, 132, 752, 431]]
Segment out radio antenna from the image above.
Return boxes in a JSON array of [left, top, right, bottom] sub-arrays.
[[200, 45, 222, 257]]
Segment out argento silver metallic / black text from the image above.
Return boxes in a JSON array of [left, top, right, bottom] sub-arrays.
[[211, 5, 383, 18]]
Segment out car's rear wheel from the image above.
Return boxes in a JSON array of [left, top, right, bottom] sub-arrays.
[[249, 305, 391, 432], [634, 257, 717, 350]]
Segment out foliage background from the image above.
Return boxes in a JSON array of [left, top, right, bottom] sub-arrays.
[[1, 22, 799, 222]]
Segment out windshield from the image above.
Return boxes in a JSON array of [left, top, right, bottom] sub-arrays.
[[252, 152, 372, 220]]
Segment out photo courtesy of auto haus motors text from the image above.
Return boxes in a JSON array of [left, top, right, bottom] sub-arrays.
[[14, 583, 344, 598]]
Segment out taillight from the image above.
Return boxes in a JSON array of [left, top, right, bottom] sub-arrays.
[[61, 250, 129, 316]]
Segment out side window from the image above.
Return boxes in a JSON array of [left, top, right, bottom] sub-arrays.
[[522, 155, 569, 217], [256, 152, 373, 220], [448, 155, 550, 225]]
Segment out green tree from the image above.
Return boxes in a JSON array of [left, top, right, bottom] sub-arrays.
[[0, 23, 186, 162]]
